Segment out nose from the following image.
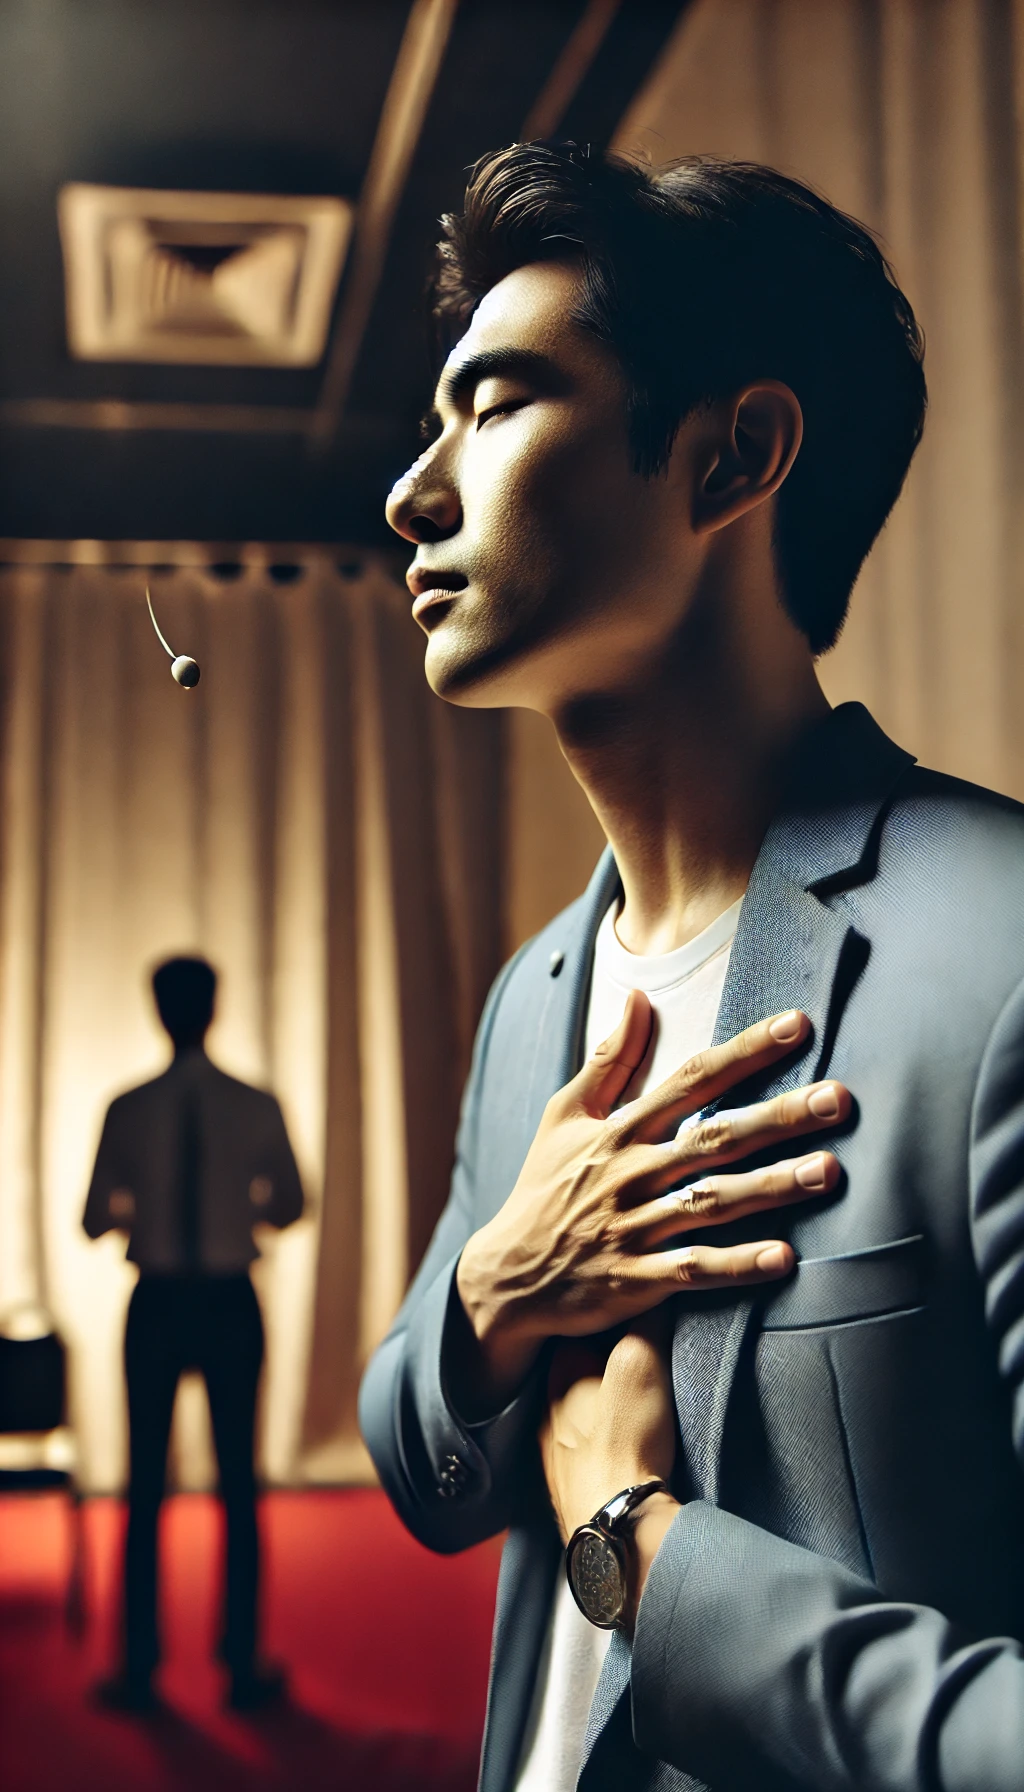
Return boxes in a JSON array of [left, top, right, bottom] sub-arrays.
[[385, 451, 462, 543]]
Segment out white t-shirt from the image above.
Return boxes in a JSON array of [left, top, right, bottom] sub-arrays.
[[513, 894, 743, 1792]]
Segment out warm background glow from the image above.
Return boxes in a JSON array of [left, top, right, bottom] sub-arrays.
[[0, 549, 503, 1493]]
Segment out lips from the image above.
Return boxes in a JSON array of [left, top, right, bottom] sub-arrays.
[[406, 565, 469, 600], [407, 565, 469, 622]]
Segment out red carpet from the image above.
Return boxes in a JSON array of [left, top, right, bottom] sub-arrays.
[[0, 1489, 501, 1792]]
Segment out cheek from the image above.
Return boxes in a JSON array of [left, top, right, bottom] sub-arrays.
[[464, 414, 637, 592]]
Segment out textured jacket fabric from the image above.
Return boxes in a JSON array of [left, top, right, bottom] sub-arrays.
[[359, 702, 1024, 1791], [84, 1049, 304, 1272]]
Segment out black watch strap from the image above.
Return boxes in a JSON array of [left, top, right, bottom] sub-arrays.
[[592, 1478, 670, 1536]]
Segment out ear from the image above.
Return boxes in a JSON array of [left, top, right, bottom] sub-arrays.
[[693, 381, 803, 536]]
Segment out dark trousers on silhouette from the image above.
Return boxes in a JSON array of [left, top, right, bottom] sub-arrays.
[[123, 1274, 264, 1679]]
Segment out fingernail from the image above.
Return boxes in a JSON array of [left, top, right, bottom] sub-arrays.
[[769, 1011, 803, 1042], [808, 1084, 839, 1119], [795, 1153, 828, 1190], [756, 1244, 789, 1273]]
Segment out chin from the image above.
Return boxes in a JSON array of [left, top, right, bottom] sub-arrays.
[[421, 621, 532, 709], [423, 638, 500, 706]]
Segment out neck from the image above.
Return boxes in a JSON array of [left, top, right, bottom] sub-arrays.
[[550, 597, 829, 957], [173, 1038, 207, 1059]]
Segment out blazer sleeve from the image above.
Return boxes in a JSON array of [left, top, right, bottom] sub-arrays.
[[631, 1502, 1024, 1792], [82, 1100, 128, 1238], [358, 949, 545, 1554], [629, 971, 1024, 1791]]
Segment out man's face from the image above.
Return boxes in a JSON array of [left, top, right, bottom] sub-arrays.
[[386, 261, 702, 714]]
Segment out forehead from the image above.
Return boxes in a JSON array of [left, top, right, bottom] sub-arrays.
[[439, 260, 587, 390]]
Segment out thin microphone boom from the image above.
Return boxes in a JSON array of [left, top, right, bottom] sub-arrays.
[[145, 587, 201, 688]]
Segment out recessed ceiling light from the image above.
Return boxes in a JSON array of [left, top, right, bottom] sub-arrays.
[[58, 183, 353, 367]]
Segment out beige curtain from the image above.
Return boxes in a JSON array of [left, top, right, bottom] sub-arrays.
[[508, 0, 1024, 950], [0, 549, 504, 1492]]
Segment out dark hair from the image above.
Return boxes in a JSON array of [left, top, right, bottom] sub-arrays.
[[152, 956, 216, 1043], [434, 143, 926, 654]]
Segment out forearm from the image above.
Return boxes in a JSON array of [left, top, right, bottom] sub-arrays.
[[450, 1235, 544, 1419]]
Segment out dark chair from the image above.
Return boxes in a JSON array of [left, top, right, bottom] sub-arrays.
[[0, 1305, 85, 1632]]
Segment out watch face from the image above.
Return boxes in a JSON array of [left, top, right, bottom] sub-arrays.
[[567, 1526, 626, 1629]]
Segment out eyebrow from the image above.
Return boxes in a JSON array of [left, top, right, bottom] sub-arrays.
[[437, 346, 563, 414]]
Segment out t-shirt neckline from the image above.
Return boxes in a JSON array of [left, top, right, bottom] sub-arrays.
[[593, 895, 743, 995]]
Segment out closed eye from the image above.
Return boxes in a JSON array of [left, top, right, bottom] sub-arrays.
[[476, 399, 528, 429]]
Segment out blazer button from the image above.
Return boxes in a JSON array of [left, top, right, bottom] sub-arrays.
[[438, 1453, 468, 1500], [548, 950, 565, 977]]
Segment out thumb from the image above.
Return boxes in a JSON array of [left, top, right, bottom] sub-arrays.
[[569, 988, 652, 1118]]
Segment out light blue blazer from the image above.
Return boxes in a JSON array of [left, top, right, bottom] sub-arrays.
[[361, 703, 1024, 1791]]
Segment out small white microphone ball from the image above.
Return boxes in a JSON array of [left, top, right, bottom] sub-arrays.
[[171, 655, 201, 688]]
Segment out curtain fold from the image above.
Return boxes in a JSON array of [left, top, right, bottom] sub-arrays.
[[0, 550, 505, 1491]]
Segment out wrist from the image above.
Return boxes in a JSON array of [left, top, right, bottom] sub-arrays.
[[564, 1479, 679, 1633], [457, 1225, 543, 1347], [625, 1490, 680, 1633], [452, 1235, 542, 1414]]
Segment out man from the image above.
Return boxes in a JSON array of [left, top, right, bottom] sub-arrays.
[[84, 955, 303, 1711], [360, 143, 1024, 1790]]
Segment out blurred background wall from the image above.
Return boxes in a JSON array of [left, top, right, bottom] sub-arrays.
[[2, 0, 1024, 1494]]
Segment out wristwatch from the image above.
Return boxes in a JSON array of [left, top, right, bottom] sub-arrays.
[[565, 1479, 670, 1630]]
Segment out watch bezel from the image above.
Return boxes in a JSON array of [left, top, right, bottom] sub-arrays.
[[565, 1521, 628, 1630]]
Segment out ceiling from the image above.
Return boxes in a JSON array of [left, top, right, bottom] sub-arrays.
[[0, 0, 684, 545]]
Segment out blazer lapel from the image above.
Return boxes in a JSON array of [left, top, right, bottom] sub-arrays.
[[581, 705, 914, 1788], [525, 848, 622, 1108], [674, 702, 916, 1506]]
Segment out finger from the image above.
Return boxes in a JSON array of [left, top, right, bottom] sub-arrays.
[[613, 1078, 849, 1195], [617, 1150, 839, 1245], [616, 1076, 849, 1186], [603, 1327, 668, 1389], [563, 988, 653, 1119], [666, 1079, 850, 1174], [611, 1009, 811, 1142], [630, 1237, 798, 1293]]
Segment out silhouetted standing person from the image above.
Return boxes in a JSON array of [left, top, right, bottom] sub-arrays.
[[84, 956, 303, 1710]]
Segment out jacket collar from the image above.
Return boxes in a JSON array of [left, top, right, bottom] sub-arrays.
[[552, 701, 914, 1068], [593, 698, 913, 910], [711, 701, 913, 1069], [754, 698, 915, 891]]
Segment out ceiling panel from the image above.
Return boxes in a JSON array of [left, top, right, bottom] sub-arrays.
[[0, 0, 684, 544]]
